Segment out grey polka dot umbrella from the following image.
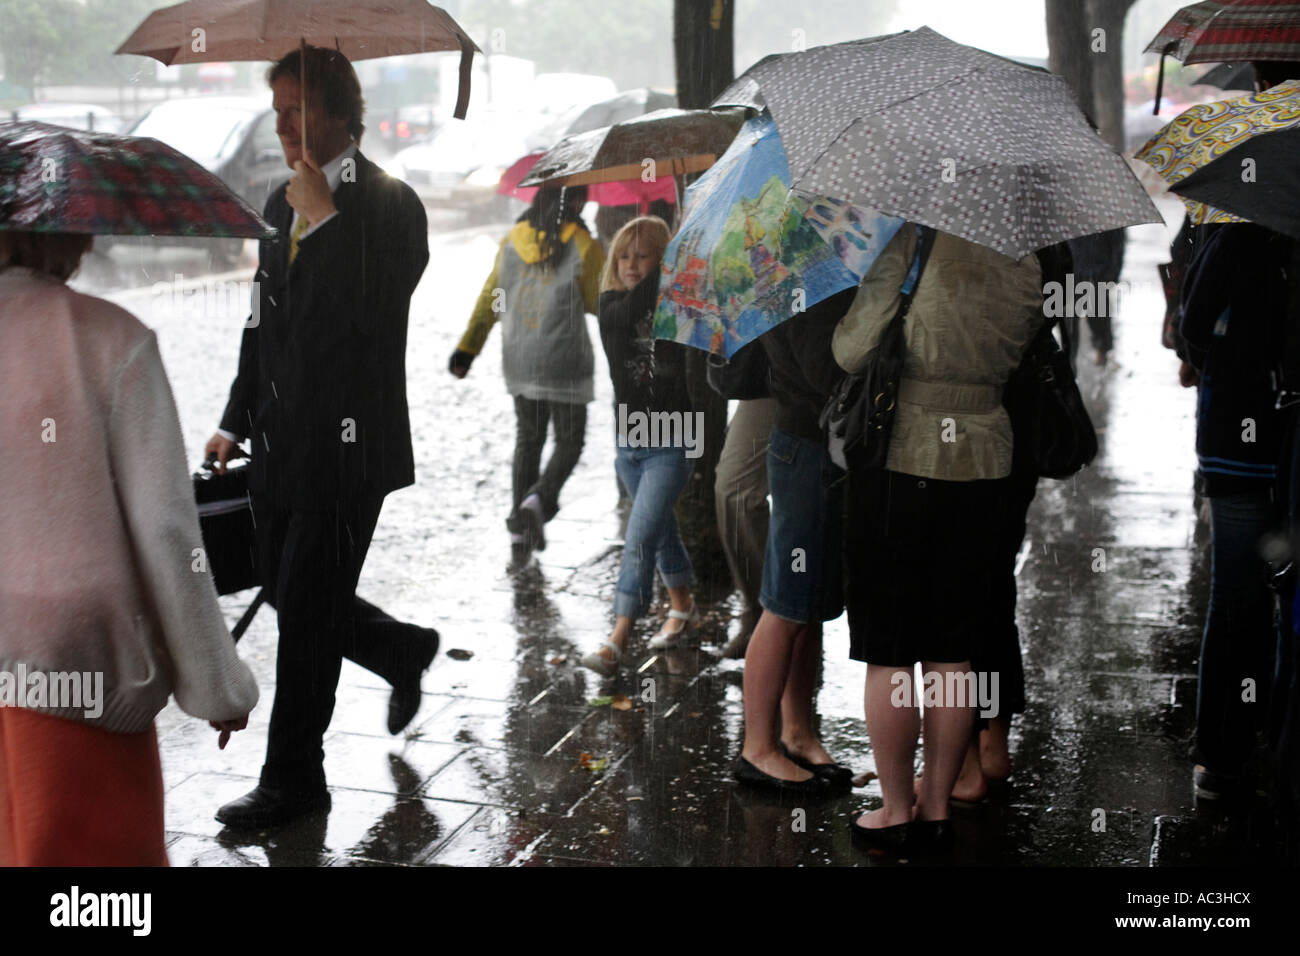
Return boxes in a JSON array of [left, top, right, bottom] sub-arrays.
[[715, 27, 1161, 259]]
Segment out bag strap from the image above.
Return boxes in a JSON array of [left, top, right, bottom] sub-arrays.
[[898, 224, 936, 315]]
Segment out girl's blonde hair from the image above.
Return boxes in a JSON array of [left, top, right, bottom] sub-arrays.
[[600, 216, 671, 292]]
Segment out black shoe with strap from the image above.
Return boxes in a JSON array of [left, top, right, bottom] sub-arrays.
[[780, 742, 854, 793]]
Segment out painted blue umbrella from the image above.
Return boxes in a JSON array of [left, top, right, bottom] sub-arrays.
[[653, 113, 903, 358]]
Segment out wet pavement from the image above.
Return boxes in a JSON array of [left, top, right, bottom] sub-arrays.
[[80, 196, 1287, 867]]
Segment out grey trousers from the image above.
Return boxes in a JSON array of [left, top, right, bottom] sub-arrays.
[[714, 398, 776, 630]]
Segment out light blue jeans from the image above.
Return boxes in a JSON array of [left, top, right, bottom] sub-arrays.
[[614, 444, 694, 619]]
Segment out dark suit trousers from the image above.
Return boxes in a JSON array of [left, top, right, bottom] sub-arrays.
[[253, 494, 428, 792]]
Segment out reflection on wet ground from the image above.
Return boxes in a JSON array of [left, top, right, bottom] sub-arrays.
[[90, 197, 1286, 866]]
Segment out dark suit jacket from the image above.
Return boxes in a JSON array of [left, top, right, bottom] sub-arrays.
[[220, 150, 428, 510]]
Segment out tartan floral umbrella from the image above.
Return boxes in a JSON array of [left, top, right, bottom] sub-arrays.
[[0, 121, 274, 238], [1145, 0, 1300, 110], [1146, 0, 1300, 64]]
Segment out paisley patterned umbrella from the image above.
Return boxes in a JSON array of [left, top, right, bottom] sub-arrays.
[[714, 27, 1160, 259], [1134, 78, 1300, 225]]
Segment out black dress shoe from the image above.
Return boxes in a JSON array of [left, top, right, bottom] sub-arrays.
[[780, 743, 854, 793], [215, 785, 331, 829], [388, 628, 440, 735], [849, 815, 913, 854], [910, 818, 955, 854], [734, 756, 831, 795]]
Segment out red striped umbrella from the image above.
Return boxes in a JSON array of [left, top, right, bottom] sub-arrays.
[[0, 122, 274, 238], [1146, 0, 1300, 64]]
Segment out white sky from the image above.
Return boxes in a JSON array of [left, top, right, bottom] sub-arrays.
[[888, 0, 1049, 61]]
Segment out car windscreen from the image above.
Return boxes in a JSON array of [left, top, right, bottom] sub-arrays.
[[130, 105, 256, 167]]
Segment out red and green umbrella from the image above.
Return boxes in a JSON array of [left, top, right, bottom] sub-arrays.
[[0, 121, 274, 238]]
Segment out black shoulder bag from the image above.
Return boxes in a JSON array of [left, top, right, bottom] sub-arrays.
[[822, 224, 936, 472], [1003, 245, 1098, 479]]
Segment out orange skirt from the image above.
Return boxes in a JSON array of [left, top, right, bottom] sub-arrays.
[[0, 707, 168, 866]]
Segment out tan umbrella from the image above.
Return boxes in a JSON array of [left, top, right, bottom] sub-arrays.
[[115, 0, 481, 129], [519, 108, 748, 192]]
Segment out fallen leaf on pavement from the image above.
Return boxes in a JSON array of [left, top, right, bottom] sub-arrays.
[[588, 696, 613, 707], [549, 655, 567, 665], [611, 695, 633, 711], [578, 752, 608, 772]]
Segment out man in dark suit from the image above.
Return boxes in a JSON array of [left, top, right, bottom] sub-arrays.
[[205, 45, 438, 828]]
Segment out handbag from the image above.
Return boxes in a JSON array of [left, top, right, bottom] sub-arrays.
[[193, 455, 258, 595], [706, 338, 771, 400], [1003, 310, 1099, 480], [822, 224, 936, 472]]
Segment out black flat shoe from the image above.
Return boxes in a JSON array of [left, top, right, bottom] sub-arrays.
[[388, 627, 440, 735], [734, 756, 831, 795], [910, 818, 955, 854], [780, 743, 854, 793], [849, 815, 912, 854], [215, 785, 331, 829]]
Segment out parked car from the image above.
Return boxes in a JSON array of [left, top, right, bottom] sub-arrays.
[[10, 102, 123, 133], [124, 95, 285, 268], [370, 103, 443, 160], [386, 111, 532, 222]]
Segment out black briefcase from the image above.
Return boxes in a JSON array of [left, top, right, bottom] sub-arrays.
[[193, 456, 258, 596]]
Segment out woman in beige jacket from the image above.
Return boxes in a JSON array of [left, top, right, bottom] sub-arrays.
[[0, 232, 259, 865], [834, 225, 1043, 854]]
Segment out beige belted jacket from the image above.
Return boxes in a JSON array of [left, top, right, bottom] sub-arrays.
[[832, 227, 1044, 481]]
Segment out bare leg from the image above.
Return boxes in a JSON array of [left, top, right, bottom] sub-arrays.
[[779, 622, 834, 765], [858, 663, 917, 829], [979, 715, 1013, 780], [741, 610, 813, 782], [914, 661, 976, 823], [655, 584, 694, 637], [594, 616, 635, 666]]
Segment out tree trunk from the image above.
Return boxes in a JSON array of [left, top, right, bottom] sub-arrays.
[[1088, 0, 1138, 152], [1046, 0, 1137, 150], [672, 0, 734, 596]]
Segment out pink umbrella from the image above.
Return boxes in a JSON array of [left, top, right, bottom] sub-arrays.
[[499, 152, 676, 212]]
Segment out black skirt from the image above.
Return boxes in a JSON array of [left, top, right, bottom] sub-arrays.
[[845, 469, 1008, 666]]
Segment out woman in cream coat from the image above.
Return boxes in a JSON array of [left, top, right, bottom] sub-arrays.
[[834, 225, 1043, 854], [0, 232, 259, 865]]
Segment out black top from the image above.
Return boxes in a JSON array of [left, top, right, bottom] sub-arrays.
[[760, 287, 858, 441], [1181, 222, 1293, 496], [598, 272, 693, 419], [220, 151, 427, 508]]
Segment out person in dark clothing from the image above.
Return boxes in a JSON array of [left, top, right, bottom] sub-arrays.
[[582, 217, 698, 675], [205, 46, 439, 829], [733, 288, 858, 795], [1065, 228, 1124, 367], [1181, 222, 1293, 799]]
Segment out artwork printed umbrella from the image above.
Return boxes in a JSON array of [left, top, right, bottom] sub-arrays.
[[519, 107, 748, 189], [653, 113, 903, 358], [1145, 0, 1300, 65], [1134, 78, 1300, 226], [116, 0, 480, 118], [0, 121, 275, 238], [716, 27, 1160, 259]]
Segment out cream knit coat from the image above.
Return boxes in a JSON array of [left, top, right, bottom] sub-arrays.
[[0, 267, 258, 733]]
